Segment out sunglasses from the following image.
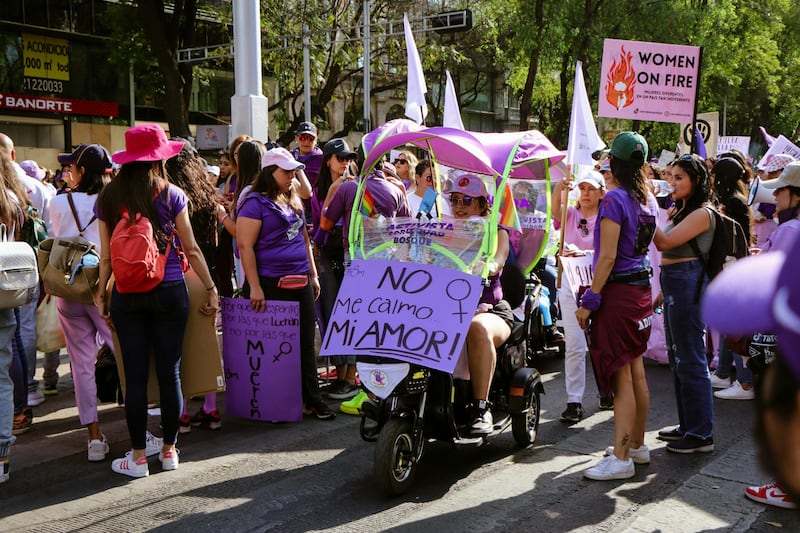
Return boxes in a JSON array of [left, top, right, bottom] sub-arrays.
[[420, 174, 433, 183], [333, 154, 353, 162], [394, 159, 407, 165], [449, 195, 477, 207], [298, 134, 315, 142], [578, 218, 589, 237]]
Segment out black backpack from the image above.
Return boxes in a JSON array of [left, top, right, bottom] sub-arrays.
[[691, 206, 749, 281]]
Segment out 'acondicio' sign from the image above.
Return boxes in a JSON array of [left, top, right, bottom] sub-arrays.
[[321, 259, 482, 373]]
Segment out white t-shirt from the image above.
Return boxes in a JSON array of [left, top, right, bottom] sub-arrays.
[[50, 192, 102, 249], [13, 161, 54, 236], [407, 191, 452, 218]]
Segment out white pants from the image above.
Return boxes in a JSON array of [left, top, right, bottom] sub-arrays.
[[559, 276, 588, 404]]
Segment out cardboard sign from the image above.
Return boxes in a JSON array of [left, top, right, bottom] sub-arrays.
[[759, 134, 800, 163], [598, 39, 701, 124], [221, 298, 302, 422], [112, 269, 225, 402], [321, 259, 482, 373], [679, 112, 719, 158]]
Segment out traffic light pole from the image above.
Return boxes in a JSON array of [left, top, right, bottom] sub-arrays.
[[231, 0, 268, 143]]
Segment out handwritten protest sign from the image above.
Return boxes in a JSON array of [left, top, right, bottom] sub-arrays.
[[221, 298, 302, 422], [560, 252, 595, 304], [321, 259, 483, 373]]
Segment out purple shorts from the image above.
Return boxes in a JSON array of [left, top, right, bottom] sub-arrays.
[[589, 282, 653, 396]]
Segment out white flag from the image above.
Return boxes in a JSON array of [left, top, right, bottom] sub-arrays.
[[567, 60, 605, 166], [403, 13, 428, 125], [443, 70, 465, 130]]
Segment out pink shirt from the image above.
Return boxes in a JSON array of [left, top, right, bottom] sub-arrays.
[[555, 205, 597, 251]]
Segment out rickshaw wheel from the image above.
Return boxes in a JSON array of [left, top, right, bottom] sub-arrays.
[[374, 419, 417, 496], [512, 390, 541, 446]]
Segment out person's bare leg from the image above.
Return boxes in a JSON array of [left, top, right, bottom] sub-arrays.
[[630, 355, 650, 448], [612, 363, 635, 461], [467, 314, 510, 400]]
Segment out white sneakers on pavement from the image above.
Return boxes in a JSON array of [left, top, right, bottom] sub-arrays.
[[27, 390, 45, 407], [111, 452, 149, 478], [584, 455, 635, 480], [604, 444, 650, 464], [87, 436, 109, 462], [159, 449, 179, 471], [714, 381, 754, 400], [710, 374, 731, 390], [145, 431, 164, 457]]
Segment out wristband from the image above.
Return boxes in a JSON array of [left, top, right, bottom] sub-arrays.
[[579, 288, 602, 311], [220, 213, 230, 224], [206, 284, 217, 291]]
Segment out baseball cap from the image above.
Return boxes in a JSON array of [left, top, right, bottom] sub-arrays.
[[295, 122, 318, 137], [702, 233, 800, 381], [323, 138, 357, 160], [609, 132, 648, 164], [444, 173, 489, 198], [261, 147, 306, 170], [206, 165, 220, 177], [19, 160, 45, 181], [58, 144, 113, 174], [575, 170, 605, 189], [760, 161, 800, 190]]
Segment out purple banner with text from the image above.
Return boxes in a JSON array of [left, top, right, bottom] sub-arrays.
[[221, 298, 302, 422], [321, 259, 483, 373]]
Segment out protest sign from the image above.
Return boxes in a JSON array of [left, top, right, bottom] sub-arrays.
[[679, 112, 718, 158], [321, 259, 483, 374], [717, 136, 750, 156], [759, 134, 800, 163], [598, 39, 701, 124], [560, 252, 595, 304], [221, 298, 302, 422]]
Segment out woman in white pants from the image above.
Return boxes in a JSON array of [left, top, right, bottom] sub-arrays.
[[552, 171, 605, 423]]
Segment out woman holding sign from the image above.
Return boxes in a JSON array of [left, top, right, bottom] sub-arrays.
[[237, 148, 336, 421], [551, 171, 605, 424], [575, 132, 658, 481], [446, 174, 513, 435]]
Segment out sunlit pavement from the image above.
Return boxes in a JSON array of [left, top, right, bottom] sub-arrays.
[[1, 351, 798, 532]]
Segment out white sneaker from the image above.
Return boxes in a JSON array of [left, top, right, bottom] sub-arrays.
[[604, 444, 650, 464], [710, 374, 731, 390], [87, 436, 110, 462], [27, 391, 45, 407], [584, 455, 635, 480], [159, 448, 179, 471], [145, 431, 164, 457], [714, 381, 754, 400], [111, 452, 149, 478]]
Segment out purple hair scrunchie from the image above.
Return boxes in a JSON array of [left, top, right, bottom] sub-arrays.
[[580, 288, 602, 311]]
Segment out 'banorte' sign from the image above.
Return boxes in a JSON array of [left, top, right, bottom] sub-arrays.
[[598, 39, 701, 124], [0, 92, 118, 117], [22, 34, 70, 81]]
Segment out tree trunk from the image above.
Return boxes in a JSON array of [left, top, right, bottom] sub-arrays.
[[518, 0, 545, 131], [136, 0, 196, 137]]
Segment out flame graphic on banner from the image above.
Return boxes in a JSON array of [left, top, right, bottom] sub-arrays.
[[605, 46, 636, 110]]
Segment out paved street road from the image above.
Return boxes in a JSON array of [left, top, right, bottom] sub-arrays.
[[2, 352, 799, 532]]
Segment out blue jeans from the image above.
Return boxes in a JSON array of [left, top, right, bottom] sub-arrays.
[[0, 308, 16, 457], [9, 307, 27, 412], [661, 260, 714, 439], [111, 281, 189, 449], [19, 284, 38, 392], [715, 336, 752, 385]]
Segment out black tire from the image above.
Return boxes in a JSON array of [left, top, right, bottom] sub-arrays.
[[374, 419, 418, 496], [511, 390, 540, 447]]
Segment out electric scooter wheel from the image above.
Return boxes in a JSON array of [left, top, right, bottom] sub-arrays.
[[374, 419, 417, 496], [511, 390, 541, 446]]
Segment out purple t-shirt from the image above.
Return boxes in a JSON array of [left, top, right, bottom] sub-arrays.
[[237, 192, 309, 277], [324, 170, 412, 249], [95, 184, 188, 282], [761, 216, 800, 254], [592, 188, 658, 273], [292, 146, 323, 187]]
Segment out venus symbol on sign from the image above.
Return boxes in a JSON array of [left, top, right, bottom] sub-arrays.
[[273, 342, 292, 363], [446, 278, 473, 324]]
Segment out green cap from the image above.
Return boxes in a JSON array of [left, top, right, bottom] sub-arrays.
[[609, 131, 648, 164]]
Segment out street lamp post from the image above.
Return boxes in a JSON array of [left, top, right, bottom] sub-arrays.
[[231, 0, 269, 143]]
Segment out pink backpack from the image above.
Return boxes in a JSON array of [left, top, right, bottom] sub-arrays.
[[110, 201, 173, 294]]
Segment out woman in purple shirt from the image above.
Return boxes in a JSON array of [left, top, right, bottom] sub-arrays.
[[97, 124, 219, 478], [576, 132, 658, 481], [237, 148, 335, 421]]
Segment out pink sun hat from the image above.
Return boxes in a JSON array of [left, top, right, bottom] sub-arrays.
[[112, 124, 185, 165], [444, 173, 490, 198]]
